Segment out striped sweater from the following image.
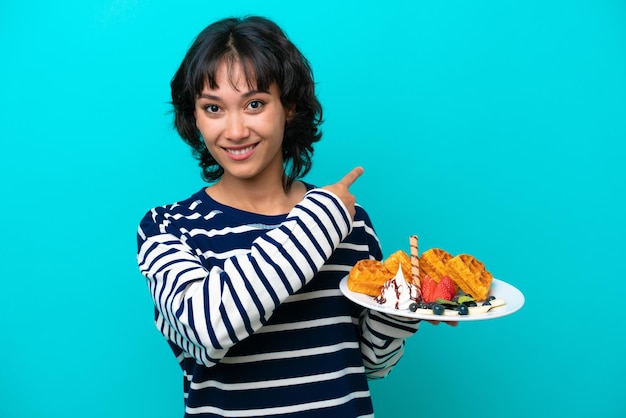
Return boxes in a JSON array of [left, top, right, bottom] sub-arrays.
[[136, 186, 420, 417]]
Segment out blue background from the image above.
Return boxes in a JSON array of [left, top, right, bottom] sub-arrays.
[[1, 1, 624, 417]]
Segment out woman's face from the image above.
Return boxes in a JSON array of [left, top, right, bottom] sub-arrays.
[[194, 60, 289, 184]]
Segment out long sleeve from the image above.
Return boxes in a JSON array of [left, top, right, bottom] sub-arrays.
[[359, 310, 421, 379], [136, 189, 351, 368]]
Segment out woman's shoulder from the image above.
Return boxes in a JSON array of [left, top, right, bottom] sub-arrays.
[[138, 187, 211, 229], [143, 188, 208, 214]]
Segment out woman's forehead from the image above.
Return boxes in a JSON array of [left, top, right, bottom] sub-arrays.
[[222, 58, 258, 89], [202, 56, 262, 91]]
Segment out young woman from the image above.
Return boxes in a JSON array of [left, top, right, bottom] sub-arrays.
[[137, 16, 422, 417]]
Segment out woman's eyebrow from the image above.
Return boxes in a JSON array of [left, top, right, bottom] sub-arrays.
[[197, 93, 220, 100], [197, 89, 269, 100], [242, 89, 270, 98]]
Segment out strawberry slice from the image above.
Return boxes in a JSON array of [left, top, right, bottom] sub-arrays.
[[421, 275, 437, 303]]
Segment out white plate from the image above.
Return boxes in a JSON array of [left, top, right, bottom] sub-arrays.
[[339, 277, 525, 322]]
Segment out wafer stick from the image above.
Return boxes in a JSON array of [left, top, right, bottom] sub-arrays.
[[409, 235, 421, 295]]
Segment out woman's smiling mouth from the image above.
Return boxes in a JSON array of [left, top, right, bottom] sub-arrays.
[[224, 144, 257, 160]]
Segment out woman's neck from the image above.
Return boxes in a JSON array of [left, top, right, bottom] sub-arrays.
[[206, 175, 307, 216]]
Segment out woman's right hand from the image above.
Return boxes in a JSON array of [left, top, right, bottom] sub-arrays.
[[322, 167, 364, 219]]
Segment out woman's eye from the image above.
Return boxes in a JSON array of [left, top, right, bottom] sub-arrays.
[[247, 100, 264, 110], [204, 104, 220, 113]]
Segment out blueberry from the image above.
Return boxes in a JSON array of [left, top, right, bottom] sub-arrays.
[[409, 303, 418, 312], [459, 305, 469, 315], [432, 304, 445, 315]]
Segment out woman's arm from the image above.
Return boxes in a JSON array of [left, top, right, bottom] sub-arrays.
[[359, 310, 421, 379], [137, 189, 351, 367]]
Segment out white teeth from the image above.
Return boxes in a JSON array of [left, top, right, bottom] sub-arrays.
[[227, 145, 254, 155]]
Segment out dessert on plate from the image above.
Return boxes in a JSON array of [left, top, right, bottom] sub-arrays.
[[346, 235, 505, 317]]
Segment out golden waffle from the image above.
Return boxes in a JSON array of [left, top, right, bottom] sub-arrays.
[[383, 250, 412, 284], [446, 254, 493, 300], [419, 248, 453, 283], [347, 259, 394, 296]]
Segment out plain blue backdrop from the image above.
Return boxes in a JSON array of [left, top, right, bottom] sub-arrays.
[[1, 1, 624, 417]]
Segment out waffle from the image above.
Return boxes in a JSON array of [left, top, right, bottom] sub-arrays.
[[347, 259, 395, 296], [383, 250, 412, 284], [446, 254, 493, 300], [419, 248, 453, 283]]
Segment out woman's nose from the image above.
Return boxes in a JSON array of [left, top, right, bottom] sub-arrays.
[[224, 112, 249, 140]]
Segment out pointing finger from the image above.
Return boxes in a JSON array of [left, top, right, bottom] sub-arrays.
[[339, 166, 364, 188]]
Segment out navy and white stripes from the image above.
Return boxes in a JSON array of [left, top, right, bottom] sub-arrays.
[[137, 186, 420, 417]]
